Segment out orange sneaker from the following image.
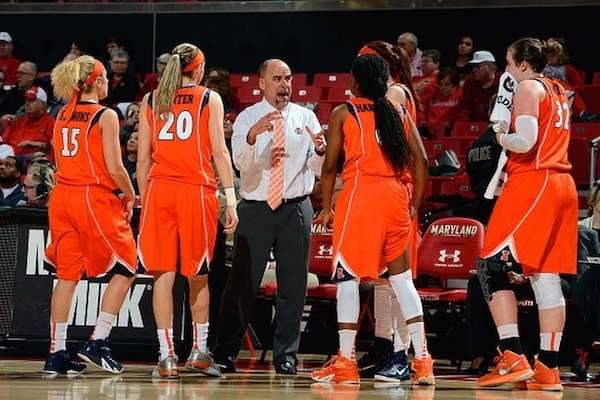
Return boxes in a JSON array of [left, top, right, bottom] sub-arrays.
[[476, 350, 533, 387], [513, 359, 563, 391], [311, 352, 360, 383], [411, 354, 435, 385]]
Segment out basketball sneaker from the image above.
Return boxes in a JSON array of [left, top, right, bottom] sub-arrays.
[[78, 339, 123, 373], [412, 354, 435, 385], [512, 359, 563, 391], [152, 356, 180, 379], [374, 350, 411, 382], [311, 352, 360, 383], [42, 350, 86, 375], [185, 349, 221, 377], [476, 350, 533, 387]]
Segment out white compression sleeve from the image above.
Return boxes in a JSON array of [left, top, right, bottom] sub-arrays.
[[498, 115, 538, 153]]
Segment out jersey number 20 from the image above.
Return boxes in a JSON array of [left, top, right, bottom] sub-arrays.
[[158, 111, 194, 141]]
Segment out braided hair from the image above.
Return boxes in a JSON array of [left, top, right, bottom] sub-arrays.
[[351, 54, 412, 175]]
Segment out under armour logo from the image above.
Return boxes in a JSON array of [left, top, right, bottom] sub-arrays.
[[439, 249, 461, 263], [336, 267, 345, 280], [500, 249, 511, 262], [318, 245, 333, 257]]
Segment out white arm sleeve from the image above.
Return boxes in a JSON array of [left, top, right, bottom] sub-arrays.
[[498, 115, 538, 153]]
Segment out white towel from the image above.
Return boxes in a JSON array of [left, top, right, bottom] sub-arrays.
[[485, 72, 517, 199]]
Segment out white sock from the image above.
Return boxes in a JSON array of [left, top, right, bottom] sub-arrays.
[[91, 311, 116, 341], [408, 321, 428, 360], [391, 296, 410, 353], [497, 324, 520, 340], [50, 322, 68, 353], [540, 332, 562, 352], [157, 328, 175, 360], [339, 329, 357, 361], [192, 322, 209, 354]]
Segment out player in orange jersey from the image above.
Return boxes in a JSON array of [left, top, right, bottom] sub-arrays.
[[311, 54, 431, 385], [136, 43, 238, 379], [476, 38, 578, 391], [43, 55, 138, 375], [356, 40, 422, 382]]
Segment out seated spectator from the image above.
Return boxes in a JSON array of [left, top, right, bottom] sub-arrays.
[[70, 38, 96, 58], [102, 35, 141, 78], [456, 51, 501, 123], [0, 61, 37, 118], [205, 74, 236, 115], [136, 52, 170, 101], [413, 49, 441, 98], [206, 66, 230, 81], [26, 151, 50, 168], [0, 32, 21, 86], [543, 37, 598, 123], [21, 160, 56, 207], [417, 66, 463, 137], [122, 129, 139, 195], [103, 49, 140, 107], [119, 101, 140, 146], [396, 31, 422, 77], [0, 156, 25, 206], [1, 86, 55, 163]]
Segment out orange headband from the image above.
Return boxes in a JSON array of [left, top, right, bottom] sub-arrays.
[[358, 46, 379, 57], [84, 60, 104, 87], [182, 50, 205, 73]]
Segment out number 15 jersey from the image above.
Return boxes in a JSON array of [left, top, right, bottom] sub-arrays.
[[53, 103, 118, 190]]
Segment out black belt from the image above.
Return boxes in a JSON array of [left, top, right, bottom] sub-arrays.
[[244, 195, 309, 204]]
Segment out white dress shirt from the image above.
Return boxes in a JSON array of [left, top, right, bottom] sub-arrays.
[[232, 98, 324, 201]]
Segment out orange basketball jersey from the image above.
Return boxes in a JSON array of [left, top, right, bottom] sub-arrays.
[[144, 86, 217, 190], [53, 103, 118, 190]]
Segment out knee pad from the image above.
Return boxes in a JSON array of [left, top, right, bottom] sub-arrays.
[[336, 279, 360, 323], [477, 258, 511, 301], [530, 273, 565, 310]]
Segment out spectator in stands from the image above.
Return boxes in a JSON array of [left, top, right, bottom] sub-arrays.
[[212, 58, 324, 376], [413, 49, 441, 98], [456, 50, 501, 123], [223, 111, 239, 176], [119, 101, 140, 146], [454, 36, 475, 86], [26, 151, 50, 168], [122, 129, 139, 195], [137, 43, 238, 379], [205, 75, 236, 115], [543, 37, 598, 123], [206, 66, 230, 81], [0, 32, 21, 86], [0, 61, 37, 118], [396, 32, 423, 77], [1, 86, 55, 163], [356, 40, 422, 382], [21, 161, 56, 207], [0, 155, 25, 206], [103, 49, 140, 107], [417, 66, 463, 137], [136, 53, 170, 101], [70, 39, 95, 58], [311, 54, 431, 385]]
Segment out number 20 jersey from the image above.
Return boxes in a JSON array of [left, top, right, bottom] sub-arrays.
[[145, 87, 217, 190]]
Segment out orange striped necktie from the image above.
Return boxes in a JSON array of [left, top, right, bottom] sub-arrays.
[[267, 117, 285, 210]]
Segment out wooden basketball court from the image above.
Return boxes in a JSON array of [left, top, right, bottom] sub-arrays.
[[0, 352, 597, 399]]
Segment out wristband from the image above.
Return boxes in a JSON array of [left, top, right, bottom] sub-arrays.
[[224, 187, 237, 207]]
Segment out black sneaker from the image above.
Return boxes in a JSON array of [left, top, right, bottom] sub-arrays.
[[214, 355, 236, 373], [42, 350, 86, 375], [78, 339, 123, 373], [579, 111, 599, 123], [357, 338, 392, 378]]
